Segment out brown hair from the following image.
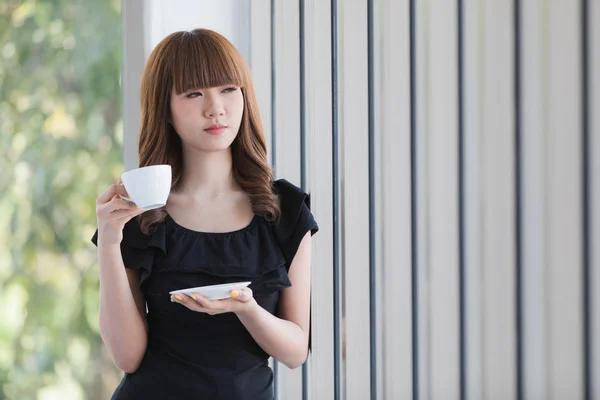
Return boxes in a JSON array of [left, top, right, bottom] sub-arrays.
[[136, 29, 280, 234]]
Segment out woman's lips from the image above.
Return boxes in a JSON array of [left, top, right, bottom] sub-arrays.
[[205, 127, 227, 135]]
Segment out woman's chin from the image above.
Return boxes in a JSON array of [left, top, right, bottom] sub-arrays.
[[179, 133, 236, 153], [184, 142, 234, 154]]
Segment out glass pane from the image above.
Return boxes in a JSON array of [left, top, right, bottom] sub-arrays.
[[0, 1, 123, 398]]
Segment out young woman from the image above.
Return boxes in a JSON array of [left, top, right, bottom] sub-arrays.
[[92, 29, 318, 399]]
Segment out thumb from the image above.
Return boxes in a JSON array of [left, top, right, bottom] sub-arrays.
[[230, 287, 253, 303]]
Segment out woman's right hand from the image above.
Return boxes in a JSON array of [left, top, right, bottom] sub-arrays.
[[95, 179, 144, 246]]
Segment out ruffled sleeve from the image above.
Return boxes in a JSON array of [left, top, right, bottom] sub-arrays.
[[91, 217, 167, 286], [273, 179, 319, 270]]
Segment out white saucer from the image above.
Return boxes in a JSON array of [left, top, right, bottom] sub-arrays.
[[169, 281, 252, 300]]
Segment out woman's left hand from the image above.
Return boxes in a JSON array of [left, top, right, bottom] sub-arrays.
[[170, 287, 256, 316]]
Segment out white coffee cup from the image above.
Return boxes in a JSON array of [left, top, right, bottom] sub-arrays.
[[120, 165, 172, 210]]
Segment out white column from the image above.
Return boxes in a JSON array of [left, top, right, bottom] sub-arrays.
[[547, 2, 584, 398], [414, 0, 431, 397], [479, 1, 517, 398], [271, 0, 301, 186], [270, 0, 303, 397], [378, 0, 414, 398], [423, 1, 462, 398], [590, 1, 600, 397], [122, 0, 146, 170], [304, 0, 335, 398], [521, 1, 548, 399], [338, 0, 371, 398], [462, 0, 483, 398], [249, 0, 273, 162]]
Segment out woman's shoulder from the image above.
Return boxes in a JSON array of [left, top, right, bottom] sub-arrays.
[[272, 179, 309, 202], [271, 179, 316, 228], [270, 179, 318, 265], [272, 178, 312, 221]]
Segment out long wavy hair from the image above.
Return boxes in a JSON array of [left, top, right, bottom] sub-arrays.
[[136, 29, 280, 234]]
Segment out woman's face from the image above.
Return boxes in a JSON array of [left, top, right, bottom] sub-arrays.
[[170, 84, 244, 153]]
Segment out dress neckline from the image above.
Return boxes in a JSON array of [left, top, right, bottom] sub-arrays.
[[165, 212, 260, 237]]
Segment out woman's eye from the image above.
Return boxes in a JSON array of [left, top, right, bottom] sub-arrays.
[[223, 87, 238, 93], [186, 92, 202, 98]]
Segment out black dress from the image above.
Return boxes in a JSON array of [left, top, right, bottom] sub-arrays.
[[91, 179, 318, 399]]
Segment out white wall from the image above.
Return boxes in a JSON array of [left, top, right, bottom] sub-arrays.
[[143, 0, 250, 61]]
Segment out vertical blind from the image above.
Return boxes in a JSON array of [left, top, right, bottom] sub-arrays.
[[123, 2, 598, 395]]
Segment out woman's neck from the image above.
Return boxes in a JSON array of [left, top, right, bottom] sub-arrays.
[[177, 147, 240, 196]]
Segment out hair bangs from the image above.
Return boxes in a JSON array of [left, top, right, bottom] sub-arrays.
[[171, 30, 246, 94]]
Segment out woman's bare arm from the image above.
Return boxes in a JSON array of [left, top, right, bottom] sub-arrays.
[[234, 232, 312, 368], [98, 247, 148, 373], [95, 183, 147, 373]]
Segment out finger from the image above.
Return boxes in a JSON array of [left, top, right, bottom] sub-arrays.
[[187, 294, 229, 314], [107, 198, 139, 212], [231, 287, 253, 303], [113, 208, 145, 221], [172, 294, 215, 314], [171, 293, 197, 308], [96, 184, 118, 204], [181, 297, 205, 312], [189, 293, 212, 308], [115, 184, 130, 199]]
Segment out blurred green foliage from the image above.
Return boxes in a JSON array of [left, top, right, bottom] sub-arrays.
[[0, 0, 125, 398]]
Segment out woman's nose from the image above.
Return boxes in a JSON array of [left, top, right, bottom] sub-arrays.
[[204, 99, 225, 118]]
